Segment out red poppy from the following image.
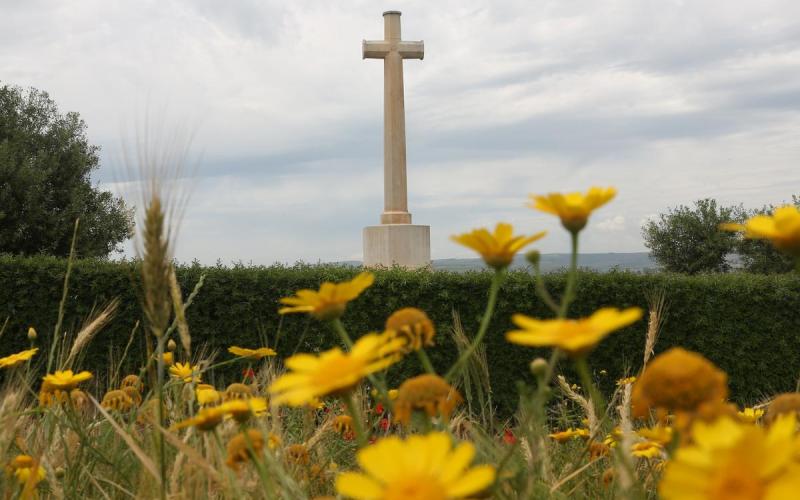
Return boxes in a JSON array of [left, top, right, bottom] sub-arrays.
[[503, 429, 517, 445], [379, 417, 390, 432], [374, 403, 384, 414]]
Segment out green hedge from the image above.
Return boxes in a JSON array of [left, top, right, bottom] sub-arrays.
[[1, 255, 799, 416]]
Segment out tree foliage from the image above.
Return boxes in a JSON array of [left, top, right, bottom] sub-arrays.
[[0, 84, 132, 257], [734, 195, 800, 274], [642, 199, 739, 274]]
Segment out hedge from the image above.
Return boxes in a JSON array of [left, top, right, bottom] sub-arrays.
[[1, 255, 799, 416]]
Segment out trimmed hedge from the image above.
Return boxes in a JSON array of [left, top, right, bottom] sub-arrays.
[[1, 255, 799, 416]]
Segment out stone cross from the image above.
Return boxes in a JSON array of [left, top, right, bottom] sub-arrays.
[[363, 11, 423, 225], [362, 11, 431, 269]]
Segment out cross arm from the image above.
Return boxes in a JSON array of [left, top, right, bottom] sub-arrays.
[[398, 40, 424, 60], [363, 40, 391, 59]]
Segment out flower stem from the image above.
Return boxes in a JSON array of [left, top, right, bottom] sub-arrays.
[[558, 231, 580, 319], [574, 357, 606, 422], [331, 318, 354, 349], [416, 348, 436, 374], [445, 269, 505, 381], [343, 392, 369, 448]]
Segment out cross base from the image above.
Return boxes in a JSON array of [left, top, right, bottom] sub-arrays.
[[380, 211, 412, 224], [363, 224, 431, 269]]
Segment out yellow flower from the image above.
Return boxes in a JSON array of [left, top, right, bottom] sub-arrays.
[[172, 406, 227, 431], [228, 346, 277, 360], [451, 222, 546, 269], [269, 333, 404, 407], [196, 387, 222, 406], [549, 428, 591, 443], [660, 414, 800, 499], [721, 205, 800, 257], [393, 374, 463, 427], [169, 362, 201, 383], [388, 389, 399, 400], [765, 393, 800, 424], [631, 348, 728, 420], [224, 383, 254, 401], [219, 397, 268, 422], [333, 415, 354, 435], [738, 407, 765, 424], [336, 432, 496, 499], [617, 376, 637, 386], [162, 351, 174, 366], [529, 187, 617, 232], [101, 389, 134, 411], [637, 425, 674, 446], [7, 455, 45, 487], [506, 307, 643, 356], [0, 348, 38, 369], [226, 429, 265, 469], [121, 374, 144, 393], [285, 444, 311, 465], [631, 441, 663, 459], [384, 307, 436, 352], [278, 272, 374, 321], [42, 370, 92, 391]]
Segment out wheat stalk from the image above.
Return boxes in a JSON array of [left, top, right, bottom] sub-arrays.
[[64, 300, 119, 369]]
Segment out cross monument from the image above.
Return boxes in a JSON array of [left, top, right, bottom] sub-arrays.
[[362, 11, 431, 269]]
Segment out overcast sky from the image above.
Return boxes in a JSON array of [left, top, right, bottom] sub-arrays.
[[2, 0, 799, 263]]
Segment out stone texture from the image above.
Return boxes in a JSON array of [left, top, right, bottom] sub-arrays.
[[363, 224, 431, 269]]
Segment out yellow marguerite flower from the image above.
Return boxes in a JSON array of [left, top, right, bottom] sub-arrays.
[[660, 413, 800, 499], [738, 407, 765, 423], [7, 455, 45, 486], [506, 307, 643, 356], [228, 346, 277, 359], [722, 205, 800, 257], [219, 397, 269, 422], [529, 187, 617, 232], [451, 222, 546, 269], [196, 387, 222, 406], [279, 272, 374, 320], [172, 405, 227, 431], [269, 333, 404, 406], [42, 369, 93, 391], [336, 432, 496, 499], [549, 428, 590, 443], [631, 441, 663, 459], [169, 362, 201, 383], [0, 348, 38, 369]]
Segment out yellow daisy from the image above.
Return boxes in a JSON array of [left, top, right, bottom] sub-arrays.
[[738, 407, 765, 424], [631, 441, 663, 459], [549, 428, 591, 443], [451, 222, 546, 269], [279, 272, 374, 321], [529, 187, 617, 232], [722, 205, 800, 257], [169, 362, 201, 383], [228, 346, 277, 360], [0, 348, 38, 369], [384, 307, 436, 353], [335, 432, 496, 499], [269, 333, 404, 406], [660, 413, 800, 499], [506, 307, 643, 356], [42, 369, 93, 391]]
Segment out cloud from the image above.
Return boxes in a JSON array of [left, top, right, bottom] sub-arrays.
[[2, 0, 799, 263], [595, 215, 626, 232]]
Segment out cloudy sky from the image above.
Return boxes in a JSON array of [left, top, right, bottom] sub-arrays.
[[2, 0, 799, 263]]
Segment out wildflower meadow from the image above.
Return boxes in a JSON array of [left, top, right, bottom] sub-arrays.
[[1, 183, 800, 499]]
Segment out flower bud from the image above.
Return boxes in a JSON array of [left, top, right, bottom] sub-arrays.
[[530, 357, 548, 378], [27, 327, 37, 341], [525, 250, 541, 267], [167, 339, 177, 352]]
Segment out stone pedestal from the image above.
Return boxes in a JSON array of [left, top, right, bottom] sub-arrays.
[[363, 224, 430, 269]]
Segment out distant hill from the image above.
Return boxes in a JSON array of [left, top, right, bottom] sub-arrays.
[[338, 252, 658, 273]]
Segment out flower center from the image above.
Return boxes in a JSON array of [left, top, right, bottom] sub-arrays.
[[385, 477, 447, 500], [709, 462, 764, 500]]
